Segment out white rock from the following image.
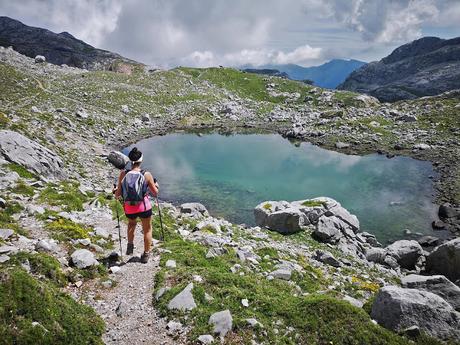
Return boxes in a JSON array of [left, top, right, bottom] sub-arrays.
[[198, 335, 214, 344], [241, 299, 249, 307], [209, 310, 233, 337], [167, 283, 196, 311], [70, 249, 98, 269], [165, 259, 177, 269]]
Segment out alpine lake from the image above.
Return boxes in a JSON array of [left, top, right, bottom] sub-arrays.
[[124, 133, 440, 244]]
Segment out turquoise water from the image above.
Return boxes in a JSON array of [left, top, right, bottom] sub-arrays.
[[125, 133, 438, 243]]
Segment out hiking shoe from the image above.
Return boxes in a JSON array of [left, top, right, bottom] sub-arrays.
[[140, 252, 150, 264], [126, 243, 134, 255]]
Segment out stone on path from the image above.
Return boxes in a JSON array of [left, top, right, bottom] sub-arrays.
[[167, 283, 196, 311], [70, 249, 98, 269], [209, 310, 233, 337]]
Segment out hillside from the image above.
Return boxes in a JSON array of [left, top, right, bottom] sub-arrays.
[[339, 37, 460, 102], [248, 59, 366, 88], [0, 16, 139, 70], [0, 44, 459, 344]]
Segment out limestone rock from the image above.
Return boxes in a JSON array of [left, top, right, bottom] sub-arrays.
[[0, 229, 14, 240], [386, 240, 423, 269], [426, 238, 460, 282], [107, 151, 129, 170], [167, 283, 196, 311], [371, 286, 460, 341], [402, 274, 460, 311], [209, 309, 233, 337], [70, 249, 98, 269], [197, 335, 214, 344], [0, 130, 64, 178]]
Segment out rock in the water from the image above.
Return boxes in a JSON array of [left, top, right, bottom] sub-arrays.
[[197, 335, 214, 344], [371, 286, 460, 341], [180, 203, 209, 218], [402, 274, 460, 311], [167, 283, 196, 311], [209, 310, 233, 337], [107, 151, 129, 170], [0, 130, 64, 178], [34, 55, 46, 63], [426, 238, 460, 282], [70, 249, 98, 269], [386, 240, 423, 269]]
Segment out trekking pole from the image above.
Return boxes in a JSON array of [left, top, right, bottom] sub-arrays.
[[156, 196, 165, 241], [113, 182, 123, 262]]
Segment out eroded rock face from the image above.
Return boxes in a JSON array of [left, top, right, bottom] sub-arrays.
[[426, 238, 460, 282], [0, 130, 64, 179], [371, 286, 460, 341]]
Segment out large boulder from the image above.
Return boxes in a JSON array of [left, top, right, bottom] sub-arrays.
[[313, 216, 343, 243], [254, 201, 289, 228], [371, 286, 460, 341], [426, 238, 460, 282], [386, 240, 423, 269], [402, 274, 460, 311], [0, 130, 64, 178], [265, 207, 306, 234], [107, 151, 129, 170]]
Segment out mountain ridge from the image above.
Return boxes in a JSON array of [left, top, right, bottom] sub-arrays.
[[339, 36, 460, 102]]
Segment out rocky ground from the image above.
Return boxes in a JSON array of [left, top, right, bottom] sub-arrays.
[[0, 47, 460, 344]]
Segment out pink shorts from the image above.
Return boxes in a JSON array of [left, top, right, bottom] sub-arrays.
[[124, 196, 152, 215]]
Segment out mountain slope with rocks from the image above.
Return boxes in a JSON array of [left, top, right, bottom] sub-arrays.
[[0, 41, 459, 344], [0, 16, 139, 71], [339, 37, 460, 102]]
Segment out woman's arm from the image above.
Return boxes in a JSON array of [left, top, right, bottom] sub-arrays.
[[145, 172, 159, 197], [114, 170, 125, 199]]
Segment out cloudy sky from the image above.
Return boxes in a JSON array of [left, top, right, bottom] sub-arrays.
[[1, 0, 459, 68]]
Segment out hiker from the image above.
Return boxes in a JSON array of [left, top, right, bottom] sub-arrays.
[[114, 147, 159, 263]]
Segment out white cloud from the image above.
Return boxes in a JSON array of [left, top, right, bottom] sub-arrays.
[[181, 44, 323, 67]]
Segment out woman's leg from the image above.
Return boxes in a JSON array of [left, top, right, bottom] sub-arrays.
[[140, 216, 152, 253], [127, 217, 137, 244]]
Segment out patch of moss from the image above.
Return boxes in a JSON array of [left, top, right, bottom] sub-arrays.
[[6, 163, 36, 179], [262, 203, 272, 211], [0, 267, 104, 344], [0, 201, 26, 234], [10, 180, 35, 197], [39, 180, 88, 211], [301, 200, 326, 207], [45, 218, 90, 242], [0, 111, 10, 129]]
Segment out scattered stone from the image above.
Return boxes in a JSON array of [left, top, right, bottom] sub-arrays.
[[343, 295, 364, 308], [270, 268, 292, 280], [0, 197, 5, 208], [121, 105, 130, 114], [206, 247, 226, 258], [165, 259, 177, 269], [26, 205, 45, 216], [0, 254, 10, 263], [197, 335, 214, 344], [167, 283, 196, 311], [386, 240, 423, 269], [241, 299, 249, 307], [70, 249, 98, 269], [116, 301, 128, 317], [76, 108, 89, 119], [34, 55, 46, 63], [74, 281, 83, 288], [209, 310, 233, 337], [314, 250, 341, 267], [141, 114, 150, 122], [35, 239, 59, 253], [204, 293, 214, 302], [155, 287, 170, 301], [426, 238, 460, 282], [0, 229, 14, 240], [335, 141, 351, 149], [0, 245, 17, 254], [109, 266, 121, 274], [166, 320, 183, 335], [246, 318, 263, 328], [95, 227, 109, 239], [413, 143, 431, 150], [371, 286, 460, 341], [101, 280, 113, 288], [402, 274, 460, 311]]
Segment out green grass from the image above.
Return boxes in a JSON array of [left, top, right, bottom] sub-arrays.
[[0, 111, 9, 129], [6, 163, 36, 179], [39, 180, 88, 211], [9, 180, 35, 197], [154, 236, 419, 344], [45, 218, 91, 242], [0, 201, 26, 235], [301, 200, 326, 207], [0, 266, 104, 344]]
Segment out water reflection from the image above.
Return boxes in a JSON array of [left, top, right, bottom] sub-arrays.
[[125, 133, 438, 242]]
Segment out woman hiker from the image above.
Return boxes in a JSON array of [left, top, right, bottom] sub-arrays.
[[114, 147, 159, 263]]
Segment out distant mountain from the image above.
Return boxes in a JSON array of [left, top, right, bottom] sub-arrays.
[[243, 59, 366, 88], [338, 37, 460, 102], [0, 16, 139, 70], [242, 68, 289, 79]]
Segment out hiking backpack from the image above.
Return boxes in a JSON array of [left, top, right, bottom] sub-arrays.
[[121, 170, 148, 205]]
